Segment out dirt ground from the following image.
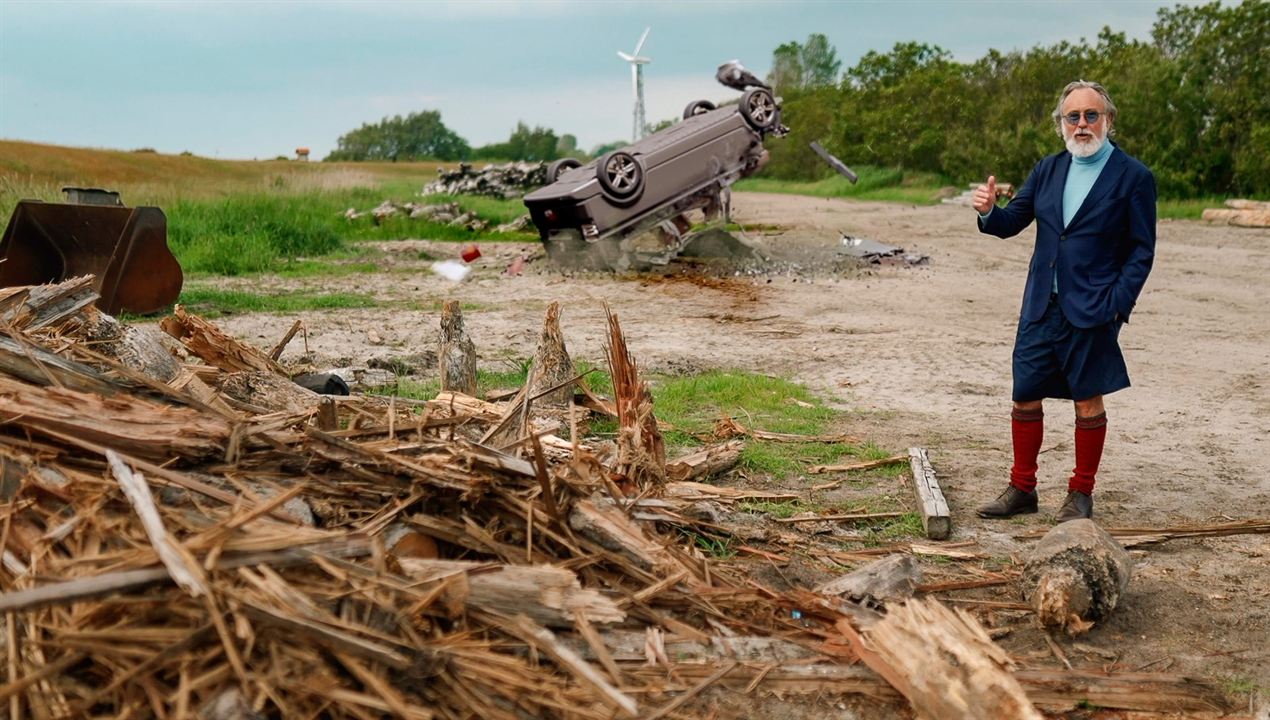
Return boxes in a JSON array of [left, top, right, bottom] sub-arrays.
[[204, 191, 1270, 716]]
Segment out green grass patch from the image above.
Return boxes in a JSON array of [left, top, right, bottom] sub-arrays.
[[738, 165, 950, 204], [1157, 197, 1226, 220], [162, 182, 535, 276], [652, 371, 835, 439], [177, 288, 379, 316], [861, 512, 926, 543]]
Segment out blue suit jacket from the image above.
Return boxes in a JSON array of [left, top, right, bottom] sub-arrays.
[[979, 144, 1157, 329]]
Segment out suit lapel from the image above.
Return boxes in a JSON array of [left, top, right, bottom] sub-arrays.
[[1065, 147, 1127, 231], [1047, 152, 1071, 229]]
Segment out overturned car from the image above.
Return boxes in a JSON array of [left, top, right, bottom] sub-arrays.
[[523, 62, 787, 270]]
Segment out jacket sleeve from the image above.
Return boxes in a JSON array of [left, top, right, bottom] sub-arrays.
[[978, 164, 1039, 239], [1112, 167, 1157, 322]]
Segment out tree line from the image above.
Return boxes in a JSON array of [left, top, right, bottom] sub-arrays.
[[325, 1, 1265, 198], [324, 114, 602, 164], [766, 1, 1268, 198]]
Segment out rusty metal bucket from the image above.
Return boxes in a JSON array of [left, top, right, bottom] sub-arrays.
[[0, 189, 183, 315]]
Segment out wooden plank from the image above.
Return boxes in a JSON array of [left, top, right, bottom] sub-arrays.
[[908, 447, 950, 540]]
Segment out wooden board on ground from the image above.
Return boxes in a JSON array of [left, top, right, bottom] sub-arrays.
[[908, 447, 951, 539]]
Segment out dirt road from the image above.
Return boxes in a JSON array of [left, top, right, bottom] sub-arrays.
[[211, 191, 1270, 704]]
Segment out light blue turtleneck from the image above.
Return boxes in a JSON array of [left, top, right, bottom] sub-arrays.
[[1053, 139, 1115, 292]]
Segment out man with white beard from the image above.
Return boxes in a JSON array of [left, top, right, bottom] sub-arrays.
[[970, 81, 1157, 523]]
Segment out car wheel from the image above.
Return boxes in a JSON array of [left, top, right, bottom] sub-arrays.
[[682, 99, 716, 119], [596, 151, 644, 202], [740, 88, 778, 132], [547, 157, 581, 182]]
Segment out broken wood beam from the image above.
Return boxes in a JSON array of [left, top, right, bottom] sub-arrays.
[[907, 447, 951, 539], [529, 301, 575, 406], [395, 558, 625, 628], [815, 554, 921, 606], [838, 598, 1044, 719], [666, 439, 743, 482], [438, 300, 477, 396]]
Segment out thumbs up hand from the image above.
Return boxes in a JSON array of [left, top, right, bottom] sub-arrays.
[[972, 175, 997, 214]]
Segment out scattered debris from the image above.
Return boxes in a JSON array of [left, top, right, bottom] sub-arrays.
[[1021, 519, 1133, 635], [0, 277, 1239, 718], [424, 161, 549, 199], [1201, 198, 1270, 227], [839, 235, 929, 266], [941, 182, 1015, 207], [430, 259, 471, 282], [344, 199, 533, 234]]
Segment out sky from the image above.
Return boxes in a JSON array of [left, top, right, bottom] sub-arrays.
[[0, 0, 1191, 161]]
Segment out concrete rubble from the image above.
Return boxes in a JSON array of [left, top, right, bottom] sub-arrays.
[[423, 161, 550, 199]]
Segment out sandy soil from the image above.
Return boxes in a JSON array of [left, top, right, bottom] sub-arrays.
[[204, 191, 1270, 715]]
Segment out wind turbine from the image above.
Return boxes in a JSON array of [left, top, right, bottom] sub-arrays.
[[617, 27, 651, 142]]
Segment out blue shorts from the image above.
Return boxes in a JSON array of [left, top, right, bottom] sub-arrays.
[[1012, 295, 1130, 402]]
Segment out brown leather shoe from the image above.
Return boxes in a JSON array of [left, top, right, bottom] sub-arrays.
[[977, 486, 1038, 518], [1056, 490, 1094, 522]]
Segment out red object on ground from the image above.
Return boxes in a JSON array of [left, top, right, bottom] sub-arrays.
[[461, 244, 481, 263]]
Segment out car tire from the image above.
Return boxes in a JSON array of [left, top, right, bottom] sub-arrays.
[[596, 151, 644, 202], [547, 157, 582, 182], [682, 99, 716, 119], [740, 88, 778, 132]]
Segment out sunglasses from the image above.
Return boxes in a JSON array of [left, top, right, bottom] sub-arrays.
[[1062, 110, 1103, 125]]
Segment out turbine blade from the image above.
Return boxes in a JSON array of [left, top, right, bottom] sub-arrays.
[[617, 51, 634, 62], [633, 26, 650, 56]]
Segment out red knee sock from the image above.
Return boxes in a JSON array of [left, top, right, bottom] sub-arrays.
[[1070, 412, 1107, 494], [1009, 407, 1044, 493]]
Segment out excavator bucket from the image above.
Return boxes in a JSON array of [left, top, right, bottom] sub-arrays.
[[0, 188, 183, 315]]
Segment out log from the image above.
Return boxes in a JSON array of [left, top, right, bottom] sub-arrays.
[[1020, 518, 1132, 635], [840, 598, 1044, 720], [396, 558, 625, 628], [438, 300, 476, 396], [74, 309, 181, 383], [501, 614, 639, 717], [530, 301, 575, 406], [815, 554, 921, 605], [1224, 198, 1270, 210], [1202, 207, 1270, 227], [665, 439, 743, 482], [907, 447, 951, 539], [569, 499, 698, 580], [623, 662, 1230, 713], [218, 371, 320, 414]]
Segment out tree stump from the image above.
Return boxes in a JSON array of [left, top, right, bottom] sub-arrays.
[[1020, 519, 1132, 635], [530, 301, 575, 406], [438, 300, 476, 396]]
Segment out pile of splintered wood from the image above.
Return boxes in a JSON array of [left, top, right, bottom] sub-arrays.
[[0, 278, 1234, 719]]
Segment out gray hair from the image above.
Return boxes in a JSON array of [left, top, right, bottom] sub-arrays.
[[1052, 80, 1118, 138]]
